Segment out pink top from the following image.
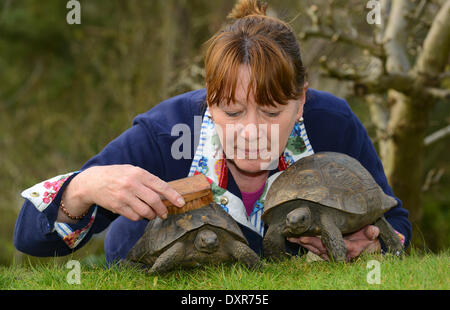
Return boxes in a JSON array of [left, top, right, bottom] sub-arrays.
[[241, 182, 266, 216]]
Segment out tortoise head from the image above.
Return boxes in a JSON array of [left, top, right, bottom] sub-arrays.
[[194, 229, 219, 254], [284, 206, 312, 236]]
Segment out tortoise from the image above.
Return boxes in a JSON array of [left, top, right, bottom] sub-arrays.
[[126, 202, 260, 274], [262, 152, 404, 262]]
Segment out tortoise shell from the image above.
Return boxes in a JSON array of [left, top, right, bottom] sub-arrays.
[[133, 202, 248, 256], [262, 152, 397, 220]]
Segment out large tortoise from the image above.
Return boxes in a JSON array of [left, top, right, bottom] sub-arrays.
[[262, 152, 404, 262], [126, 202, 260, 274]]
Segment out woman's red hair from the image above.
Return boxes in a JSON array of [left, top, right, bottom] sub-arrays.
[[204, 0, 306, 108]]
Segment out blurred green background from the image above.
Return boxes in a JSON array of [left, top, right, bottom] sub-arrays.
[[0, 0, 448, 266]]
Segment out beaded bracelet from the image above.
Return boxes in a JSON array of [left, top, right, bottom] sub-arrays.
[[59, 199, 88, 220]]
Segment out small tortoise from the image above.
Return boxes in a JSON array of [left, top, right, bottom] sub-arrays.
[[262, 152, 404, 262], [126, 202, 260, 274]]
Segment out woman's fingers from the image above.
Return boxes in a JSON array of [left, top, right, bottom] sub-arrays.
[[363, 240, 382, 254], [134, 185, 168, 220], [298, 236, 327, 254], [364, 225, 380, 240], [344, 239, 368, 261], [288, 225, 383, 262], [344, 239, 381, 261], [305, 245, 330, 261], [129, 195, 157, 220], [344, 226, 381, 261], [117, 205, 144, 222], [287, 236, 328, 257], [141, 172, 185, 208]]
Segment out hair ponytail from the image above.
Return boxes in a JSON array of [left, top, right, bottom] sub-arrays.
[[227, 0, 268, 20]]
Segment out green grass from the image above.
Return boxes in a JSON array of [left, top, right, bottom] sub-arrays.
[[0, 249, 448, 290]]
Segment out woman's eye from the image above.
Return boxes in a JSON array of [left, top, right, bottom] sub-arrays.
[[264, 111, 280, 117], [225, 111, 242, 117]]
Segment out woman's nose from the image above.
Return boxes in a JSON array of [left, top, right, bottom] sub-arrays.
[[238, 122, 259, 141], [237, 113, 263, 140]]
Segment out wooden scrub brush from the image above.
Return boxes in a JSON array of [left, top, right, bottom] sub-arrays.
[[161, 174, 214, 215]]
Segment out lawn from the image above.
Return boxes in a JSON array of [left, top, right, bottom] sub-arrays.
[[0, 249, 448, 290]]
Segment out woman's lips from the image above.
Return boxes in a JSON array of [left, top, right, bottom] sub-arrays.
[[236, 148, 259, 153], [236, 148, 262, 158]]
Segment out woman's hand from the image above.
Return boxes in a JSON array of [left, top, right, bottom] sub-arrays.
[[287, 225, 381, 262], [61, 165, 185, 222]]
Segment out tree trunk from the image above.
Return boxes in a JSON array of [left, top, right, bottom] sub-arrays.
[[383, 0, 450, 247], [300, 0, 450, 249], [159, 0, 177, 100], [384, 90, 432, 246]]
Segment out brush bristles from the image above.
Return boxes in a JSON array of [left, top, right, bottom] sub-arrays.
[[166, 192, 214, 215]]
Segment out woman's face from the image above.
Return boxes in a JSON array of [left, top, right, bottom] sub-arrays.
[[209, 65, 306, 174]]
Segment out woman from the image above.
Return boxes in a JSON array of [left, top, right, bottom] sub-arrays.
[[14, 0, 411, 263]]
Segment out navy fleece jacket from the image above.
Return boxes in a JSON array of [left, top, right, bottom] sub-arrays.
[[14, 88, 412, 264]]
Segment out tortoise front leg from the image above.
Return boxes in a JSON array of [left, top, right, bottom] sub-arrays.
[[149, 241, 185, 275], [263, 222, 288, 261], [227, 239, 261, 270], [374, 216, 403, 257], [319, 213, 346, 262]]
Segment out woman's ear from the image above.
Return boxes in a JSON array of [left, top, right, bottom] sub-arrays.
[[296, 83, 309, 120]]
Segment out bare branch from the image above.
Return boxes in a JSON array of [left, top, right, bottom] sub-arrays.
[[414, 0, 450, 79], [424, 124, 450, 146], [318, 56, 364, 81], [299, 27, 385, 59], [414, 0, 429, 19], [300, 0, 448, 101], [404, 13, 432, 29], [366, 94, 391, 160], [439, 71, 450, 81], [404, 0, 431, 26], [318, 58, 416, 95], [374, 0, 391, 43], [422, 168, 445, 191], [305, 5, 319, 30], [367, 94, 389, 131], [380, 0, 392, 19], [367, 73, 420, 94], [424, 87, 450, 100], [323, 0, 335, 29], [383, 0, 415, 73]]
